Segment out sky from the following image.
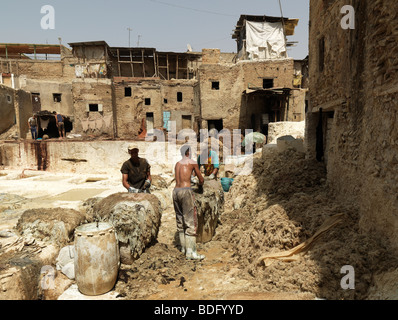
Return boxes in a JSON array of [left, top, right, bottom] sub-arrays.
[[0, 0, 309, 59]]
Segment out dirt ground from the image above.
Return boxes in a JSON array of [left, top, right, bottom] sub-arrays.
[[113, 148, 398, 300], [1, 147, 397, 300]]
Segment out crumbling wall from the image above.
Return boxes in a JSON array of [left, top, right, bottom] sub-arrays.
[[308, 0, 398, 252], [14, 89, 33, 140], [20, 79, 73, 116], [202, 49, 221, 64], [199, 63, 242, 130], [114, 79, 200, 138], [161, 80, 200, 133], [0, 140, 181, 176], [199, 59, 295, 131], [71, 79, 114, 138], [113, 79, 162, 139], [288, 89, 307, 122], [267, 121, 305, 144], [16, 60, 75, 81], [0, 85, 16, 134]]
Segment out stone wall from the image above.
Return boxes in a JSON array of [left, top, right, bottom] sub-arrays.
[[307, 0, 398, 251], [0, 85, 16, 134], [114, 78, 200, 138], [19, 79, 73, 116], [0, 140, 183, 176], [0, 85, 32, 140], [114, 79, 162, 139], [199, 59, 296, 131], [71, 79, 114, 138], [268, 121, 305, 145], [14, 89, 33, 140]]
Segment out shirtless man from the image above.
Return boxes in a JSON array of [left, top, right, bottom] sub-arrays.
[[173, 144, 205, 260]]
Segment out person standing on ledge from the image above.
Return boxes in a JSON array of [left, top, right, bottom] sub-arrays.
[[28, 114, 38, 140], [121, 144, 152, 193], [54, 112, 65, 139], [173, 144, 205, 260]]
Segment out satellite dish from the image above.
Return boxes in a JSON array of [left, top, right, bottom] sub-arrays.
[[187, 44, 193, 52]]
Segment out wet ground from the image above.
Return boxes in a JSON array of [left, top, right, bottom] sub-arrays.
[[2, 149, 396, 301], [0, 167, 314, 300]]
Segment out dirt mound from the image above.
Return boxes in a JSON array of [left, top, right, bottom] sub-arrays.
[[16, 208, 86, 248], [114, 242, 197, 299], [84, 193, 162, 263], [219, 148, 398, 300]]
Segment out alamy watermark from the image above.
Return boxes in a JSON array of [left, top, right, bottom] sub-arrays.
[[40, 4, 355, 31], [41, 5, 55, 30], [144, 123, 255, 176], [340, 265, 355, 290], [341, 5, 355, 30], [40, 265, 55, 290]]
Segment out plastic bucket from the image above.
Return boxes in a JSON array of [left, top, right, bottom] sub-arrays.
[[221, 177, 234, 192], [74, 222, 120, 296]]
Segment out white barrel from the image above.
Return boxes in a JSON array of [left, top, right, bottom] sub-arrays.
[[74, 222, 120, 296]]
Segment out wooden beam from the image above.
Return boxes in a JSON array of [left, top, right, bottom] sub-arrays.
[[130, 50, 134, 77], [142, 49, 145, 77], [167, 54, 169, 80], [117, 49, 121, 77], [153, 49, 157, 77], [176, 54, 178, 79]]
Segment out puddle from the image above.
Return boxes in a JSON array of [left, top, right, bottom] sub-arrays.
[[49, 189, 108, 201]]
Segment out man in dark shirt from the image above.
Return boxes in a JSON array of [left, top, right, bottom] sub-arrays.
[[121, 144, 152, 193]]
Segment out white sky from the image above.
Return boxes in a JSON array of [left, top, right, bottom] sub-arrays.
[[0, 0, 309, 59]]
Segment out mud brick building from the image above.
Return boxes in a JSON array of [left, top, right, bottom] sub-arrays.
[[306, 0, 398, 251], [0, 14, 307, 141]]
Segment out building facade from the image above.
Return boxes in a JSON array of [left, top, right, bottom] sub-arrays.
[[0, 15, 306, 141]]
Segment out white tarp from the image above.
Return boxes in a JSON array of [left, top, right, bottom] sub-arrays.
[[245, 20, 287, 60]]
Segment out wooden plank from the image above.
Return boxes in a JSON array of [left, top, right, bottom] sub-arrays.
[[167, 54, 169, 80], [153, 49, 157, 77], [142, 49, 145, 77], [117, 49, 121, 77], [130, 50, 134, 77], [176, 54, 178, 79]]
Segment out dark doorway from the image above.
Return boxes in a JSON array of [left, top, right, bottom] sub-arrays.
[[207, 119, 223, 132], [36, 110, 73, 139], [182, 115, 192, 129]]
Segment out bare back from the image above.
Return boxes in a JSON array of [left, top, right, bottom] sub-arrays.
[[175, 157, 203, 188]]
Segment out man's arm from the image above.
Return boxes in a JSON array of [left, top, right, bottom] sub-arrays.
[[193, 163, 204, 185], [122, 173, 130, 190]]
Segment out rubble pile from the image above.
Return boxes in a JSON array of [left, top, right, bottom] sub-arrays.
[[219, 148, 398, 299], [16, 208, 86, 248]]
